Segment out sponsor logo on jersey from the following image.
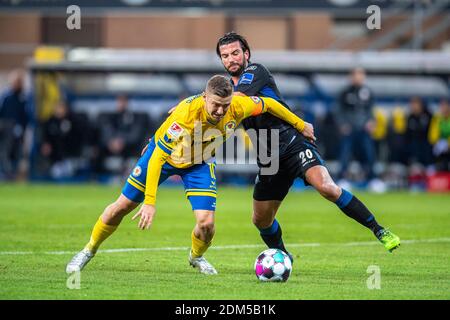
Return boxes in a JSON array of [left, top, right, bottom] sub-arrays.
[[238, 73, 254, 85], [245, 65, 258, 71], [167, 122, 184, 139], [163, 133, 172, 143], [250, 96, 261, 104], [224, 120, 236, 132], [132, 166, 142, 177]]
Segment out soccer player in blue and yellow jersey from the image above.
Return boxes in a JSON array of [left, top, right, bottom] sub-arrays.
[[66, 75, 315, 274]]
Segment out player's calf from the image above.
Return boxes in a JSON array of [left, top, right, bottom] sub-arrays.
[[188, 210, 217, 274], [333, 189, 401, 252], [66, 195, 139, 274], [304, 165, 384, 237], [191, 211, 216, 266], [195, 221, 215, 243], [316, 181, 341, 202]]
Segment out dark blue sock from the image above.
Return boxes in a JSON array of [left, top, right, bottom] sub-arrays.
[[258, 219, 288, 253], [335, 189, 383, 234]]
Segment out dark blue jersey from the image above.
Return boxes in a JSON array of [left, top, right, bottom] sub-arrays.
[[234, 63, 306, 166]]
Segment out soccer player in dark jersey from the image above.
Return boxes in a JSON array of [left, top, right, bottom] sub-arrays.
[[216, 32, 400, 258]]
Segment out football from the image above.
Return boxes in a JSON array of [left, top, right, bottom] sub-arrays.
[[254, 249, 292, 282]]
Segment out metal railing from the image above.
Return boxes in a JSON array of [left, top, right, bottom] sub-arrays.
[[367, 0, 449, 50]]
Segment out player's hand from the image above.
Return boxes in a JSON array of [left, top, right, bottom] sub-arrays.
[[132, 204, 156, 230], [301, 122, 316, 142]]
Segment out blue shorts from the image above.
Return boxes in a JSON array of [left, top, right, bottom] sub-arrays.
[[122, 138, 217, 211]]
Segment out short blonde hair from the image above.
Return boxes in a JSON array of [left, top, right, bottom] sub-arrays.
[[206, 75, 233, 98]]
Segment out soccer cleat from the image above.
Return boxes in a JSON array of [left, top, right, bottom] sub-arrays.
[[189, 251, 218, 275], [376, 229, 401, 252], [66, 249, 95, 273], [286, 251, 294, 265]]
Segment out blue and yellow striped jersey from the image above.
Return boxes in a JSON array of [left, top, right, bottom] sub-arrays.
[[144, 94, 305, 205], [154, 94, 267, 169]]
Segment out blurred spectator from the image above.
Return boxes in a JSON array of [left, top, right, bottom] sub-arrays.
[[429, 99, 450, 171], [318, 111, 340, 161], [336, 67, 376, 184], [40, 101, 88, 179], [371, 107, 389, 161], [405, 97, 433, 167], [0, 69, 33, 180], [97, 95, 149, 176], [387, 107, 408, 164]]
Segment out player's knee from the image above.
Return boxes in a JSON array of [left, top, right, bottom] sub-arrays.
[[318, 182, 341, 202], [198, 219, 215, 231], [197, 220, 215, 239], [117, 201, 134, 214], [109, 198, 136, 218], [197, 212, 215, 231]]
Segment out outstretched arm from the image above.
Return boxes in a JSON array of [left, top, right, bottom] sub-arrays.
[[132, 145, 170, 230], [144, 145, 171, 206], [241, 96, 316, 142]]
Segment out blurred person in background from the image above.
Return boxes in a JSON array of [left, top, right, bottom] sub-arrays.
[[40, 101, 87, 179], [0, 69, 33, 180], [429, 99, 450, 171], [406, 96, 433, 167], [336, 68, 376, 185], [405, 97, 433, 190], [387, 107, 408, 165], [97, 95, 147, 177], [371, 108, 389, 162], [336, 67, 377, 187]]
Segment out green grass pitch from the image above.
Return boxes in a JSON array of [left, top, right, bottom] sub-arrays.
[[0, 184, 449, 300]]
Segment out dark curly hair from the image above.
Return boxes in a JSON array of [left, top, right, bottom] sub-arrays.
[[216, 32, 251, 60]]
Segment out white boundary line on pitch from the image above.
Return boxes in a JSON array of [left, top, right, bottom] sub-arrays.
[[1, 237, 449, 256]]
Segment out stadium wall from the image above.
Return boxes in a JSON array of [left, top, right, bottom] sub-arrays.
[[0, 12, 337, 70]]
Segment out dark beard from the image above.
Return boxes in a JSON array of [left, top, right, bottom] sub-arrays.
[[226, 63, 245, 77]]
